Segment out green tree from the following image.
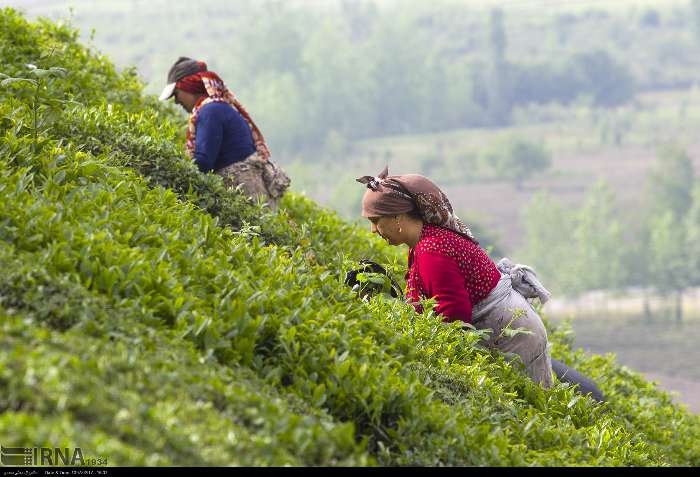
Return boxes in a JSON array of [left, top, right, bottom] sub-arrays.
[[520, 183, 627, 298], [340, 0, 378, 41], [518, 192, 575, 295], [685, 184, 700, 288], [368, 17, 432, 135], [639, 8, 660, 28], [485, 8, 512, 125], [648, 211, 688, 324], [299, 17, 377, 148], [553, 13, 575, 45], [247, 71, 305, 153], [443, 59, 485, 128], [237, 1, 304, 77], [567, 50, 635, 107], [486, 137, 551, 190], [489, 8, 507, 61], [646, 145, 695, 219], [571, 180, 627, 295], [691, 0, 700, 44], [641, 146, 696, 324]]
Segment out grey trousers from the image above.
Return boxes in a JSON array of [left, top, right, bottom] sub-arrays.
[[472, 274, 553, 388]]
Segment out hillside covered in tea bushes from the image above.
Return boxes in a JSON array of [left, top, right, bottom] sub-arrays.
[[0, 9, 699, 466]]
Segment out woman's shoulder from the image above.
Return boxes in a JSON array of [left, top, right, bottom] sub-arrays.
[[198, 101, 248, 131], [415, 225, 461, 257], [199, 100, 236, 117], [200, 100, 230, 110]]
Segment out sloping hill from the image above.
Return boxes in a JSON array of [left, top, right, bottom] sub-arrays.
[[1, 9, 699, 466]]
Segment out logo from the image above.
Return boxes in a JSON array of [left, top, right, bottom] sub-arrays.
[[0, 447, 31, 466], [1, 445, 92, 466]]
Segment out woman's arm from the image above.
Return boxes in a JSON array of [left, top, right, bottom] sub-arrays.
[[416, 250, 472, 323]]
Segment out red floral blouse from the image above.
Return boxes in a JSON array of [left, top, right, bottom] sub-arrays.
[[405, 224, 501, 323]]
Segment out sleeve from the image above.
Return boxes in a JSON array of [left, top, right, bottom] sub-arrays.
[[416, 250, 472, 323], [193, 105, 224, 173]]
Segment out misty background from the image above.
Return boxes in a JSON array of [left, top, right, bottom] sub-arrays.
[[5, 0, 700, 412]]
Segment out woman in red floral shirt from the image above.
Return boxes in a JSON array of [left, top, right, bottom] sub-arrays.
[[357, 166, 553, 388]]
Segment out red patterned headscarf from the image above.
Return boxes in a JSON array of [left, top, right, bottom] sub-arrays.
[[357, 166, 478, 243], [178, 66, 271, 161]]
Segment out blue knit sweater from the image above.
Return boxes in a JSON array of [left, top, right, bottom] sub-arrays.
[[193, 101, 256, 173]]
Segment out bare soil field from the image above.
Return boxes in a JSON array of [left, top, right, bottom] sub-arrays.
[[557, 315, 700, 414], [445, 141, 700, 253], [643, 372, 700, 414]]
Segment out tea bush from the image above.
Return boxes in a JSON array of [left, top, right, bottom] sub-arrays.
[[1, 8, 699, 467]]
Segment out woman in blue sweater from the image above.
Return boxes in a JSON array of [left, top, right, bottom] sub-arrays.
[[159, 57, 289, 210]]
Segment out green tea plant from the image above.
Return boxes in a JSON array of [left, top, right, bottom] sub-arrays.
[[1, 7, 699, 467], [0, 59, 72, 152], [0, 303, 369, 466], [0, 118, 692, 466]]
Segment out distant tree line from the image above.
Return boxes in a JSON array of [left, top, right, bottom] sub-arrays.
[[222, 3, 636, 153]]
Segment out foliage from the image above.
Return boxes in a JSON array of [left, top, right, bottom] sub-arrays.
[[647, 211, 688, 323], [512, 50, 636, 108], [648, 212, 688, 296], [639, 8, 661, 28], [0, 8, 699, 468], [566, 50, 636, 107], [344, 259, 403, 301], [0, 8, 143, 107], [645, 145, 695, 220], [640, 145, 696, 321], [570, 180, 627, 294], [484, 7, 512, 126], [484, 137, 551, 189], [686, 185, 700, 288], [691, 0, 700, 45], [519, 182, 626, 296], [518, 141, 697, 323], [0, 310, 367, 466], [0, 62, 70, 151], [518, 191, 575, 294]]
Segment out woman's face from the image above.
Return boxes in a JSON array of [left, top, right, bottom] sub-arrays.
[[174, 89, 200, 113], [368, 215, 403, 246]]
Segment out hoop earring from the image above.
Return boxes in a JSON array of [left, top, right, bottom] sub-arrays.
[[396, 218, 402, 234]]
